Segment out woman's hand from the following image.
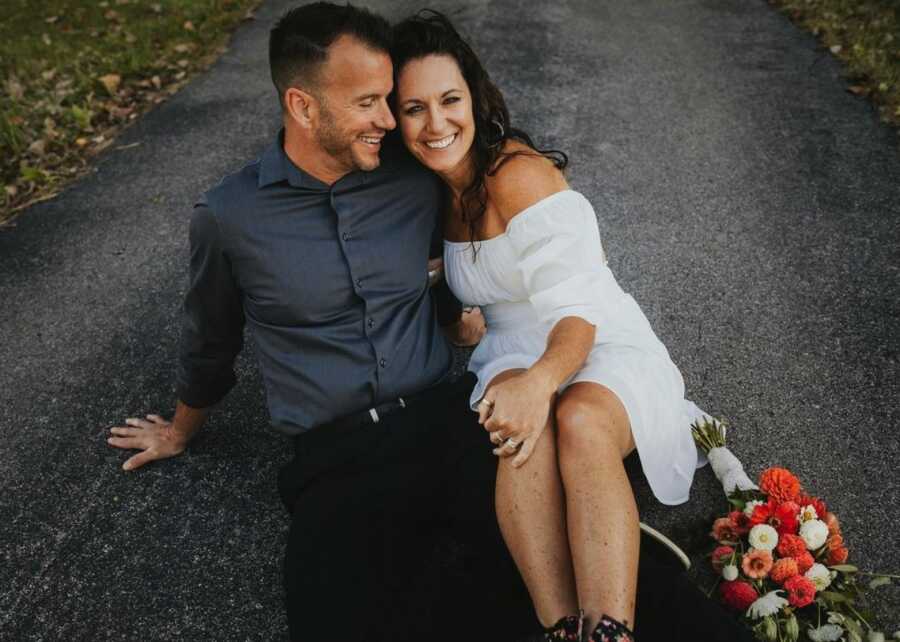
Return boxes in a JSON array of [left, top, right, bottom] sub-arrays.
[[478, 370, 555, 468]]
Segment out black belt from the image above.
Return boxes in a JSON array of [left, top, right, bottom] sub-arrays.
[[321, 391, 425, 433]]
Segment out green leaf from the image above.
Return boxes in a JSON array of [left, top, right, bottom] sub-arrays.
[[819, 591, 852, 604], [69, 105, 93, 131], [830, 564, 859, 573], [869, 576, 892, 589]]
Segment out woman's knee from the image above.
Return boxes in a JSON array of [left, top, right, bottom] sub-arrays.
[[555, 386, 631, 457]]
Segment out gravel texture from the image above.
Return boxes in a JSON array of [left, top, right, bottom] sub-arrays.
[[2, 0, 897, 639]]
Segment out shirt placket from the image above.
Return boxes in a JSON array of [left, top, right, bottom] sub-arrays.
[[330, 181, 385, 401]]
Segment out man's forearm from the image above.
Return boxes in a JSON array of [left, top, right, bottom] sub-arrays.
[[171, 399, 210, 445]]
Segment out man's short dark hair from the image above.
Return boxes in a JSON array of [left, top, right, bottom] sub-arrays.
[[269, 2, 392, 103]]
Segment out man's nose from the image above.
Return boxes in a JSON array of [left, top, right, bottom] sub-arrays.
[[376, 98, 396, 131]]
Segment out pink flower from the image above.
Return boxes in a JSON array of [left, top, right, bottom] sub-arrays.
[[711, 517, 740, 544], [742, 549, 774, 579], [711, 545, 735, 572]]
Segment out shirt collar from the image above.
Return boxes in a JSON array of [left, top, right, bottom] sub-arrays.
[[257, 129, 329, 190]]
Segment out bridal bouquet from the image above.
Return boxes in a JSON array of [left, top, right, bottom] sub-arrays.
[[692, 419, 898, 642]]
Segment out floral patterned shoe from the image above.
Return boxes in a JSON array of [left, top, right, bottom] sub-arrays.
[[590, 614, 635, 642], [543, 611, 583, 641]]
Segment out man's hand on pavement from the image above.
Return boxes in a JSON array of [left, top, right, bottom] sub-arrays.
[[108, 414, 188, 471]]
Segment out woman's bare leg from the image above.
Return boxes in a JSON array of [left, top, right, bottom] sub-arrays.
[[556, 382, 638, 635], [487, 369, 579, 627]]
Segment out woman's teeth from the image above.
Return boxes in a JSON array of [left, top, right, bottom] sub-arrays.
[[425, 133, 456, 149]]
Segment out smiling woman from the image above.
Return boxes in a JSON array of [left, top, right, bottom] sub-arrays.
[[0, 0, 260, 224]]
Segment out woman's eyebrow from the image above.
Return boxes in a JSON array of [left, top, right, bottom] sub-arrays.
[[401, 89, 461, 107]]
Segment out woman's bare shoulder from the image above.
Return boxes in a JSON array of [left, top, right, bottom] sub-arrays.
[[486, 141, 569, 224]]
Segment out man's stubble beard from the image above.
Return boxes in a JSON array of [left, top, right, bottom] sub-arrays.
[[315, 101, 380, 173]]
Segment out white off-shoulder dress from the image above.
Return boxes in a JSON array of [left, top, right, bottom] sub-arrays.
[[444, 189, 706, 505]]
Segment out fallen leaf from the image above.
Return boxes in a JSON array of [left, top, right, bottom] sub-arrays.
[[42, 69, 56, 81], [75, 137, 89, 148], [173, 43, 193, 53], [136, 79, 151, 88], [99, 0, 109, 6], [5, 185, 18, 197], [177, 59, 189, 68], [830, 44, 842, 54], [109, 105, 133, 119], [151, 75, 162, 89], [847, 85, 867, 96], [6, 75, 25, 100], [104, 9, 122, 21], [10, 115, 25, 126], [174, 71, 186, 80], [98, 73, 121, 95], [92, 135, 106, 144], [44, 117, 57, 133], [42, 33, 52, 46], [183, 20, 195, 31], [150, 3, 162, 12], [28, 139, 47, 156], [45, 15, 59, 23], [125, 32, 137, 43]]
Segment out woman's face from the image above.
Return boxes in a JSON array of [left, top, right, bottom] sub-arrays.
[[395, 54, 476, 177]]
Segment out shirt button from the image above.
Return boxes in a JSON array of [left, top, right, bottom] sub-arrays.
[[379, 358, 387, 368], [342, 232, 351, 241], [367, 318, 375, 328]]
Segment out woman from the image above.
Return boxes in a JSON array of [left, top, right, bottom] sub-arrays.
[[393, 11, 711, 642]]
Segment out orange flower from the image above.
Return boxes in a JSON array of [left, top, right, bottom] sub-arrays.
[[741, 549, 774, 579], [823, 512, 841, 536], [776, 534, 806, 558], [828, 533, 844, 551], [770, 557, 800, 584], [827, 546, 849, 566], [759, 467, 802, 504], [793, 551, 815, 574]]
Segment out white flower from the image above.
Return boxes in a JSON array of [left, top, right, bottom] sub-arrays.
[[722, 565, 738, 581], [748, 524, 779, 551], [799, 504, 818, 522], [800, 519, 829, 549], [805, 563, 833, 591], [745, 590, 788, 619], [808, 624, 844, 642], [744, 499, 764, 517]]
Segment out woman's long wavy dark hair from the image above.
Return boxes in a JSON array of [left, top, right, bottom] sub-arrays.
[[392, 10, 568, 250]]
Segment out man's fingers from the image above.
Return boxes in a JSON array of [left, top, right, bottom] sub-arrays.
[[146, 414, 166, 423], [125, 417, 154, 429], [110, 426, 141, 436], [122, 450, 156, 472], [107, 435, 143, 450]]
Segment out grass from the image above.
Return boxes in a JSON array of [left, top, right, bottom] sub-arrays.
[[0, 0, 261, 224], [769, 0, 900, 130]]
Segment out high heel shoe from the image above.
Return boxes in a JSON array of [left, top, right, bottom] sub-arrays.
[[589, 613, 635, 642], [543, 611, 583, 641]]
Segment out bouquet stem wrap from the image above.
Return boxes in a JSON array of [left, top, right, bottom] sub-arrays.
[[706, 446, 758, 495]]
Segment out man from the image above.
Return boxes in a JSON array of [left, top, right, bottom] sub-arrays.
[[108, 3, 530, 641]]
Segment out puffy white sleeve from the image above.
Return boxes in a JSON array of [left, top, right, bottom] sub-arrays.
[[506, 191, 610, 329]]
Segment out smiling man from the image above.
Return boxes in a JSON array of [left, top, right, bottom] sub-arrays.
[[106, 3, 531, 642]]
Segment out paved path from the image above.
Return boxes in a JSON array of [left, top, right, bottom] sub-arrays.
[[2, 0, 897, 639]]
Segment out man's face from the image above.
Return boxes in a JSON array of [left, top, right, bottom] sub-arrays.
[[312, 35, 396, 173]]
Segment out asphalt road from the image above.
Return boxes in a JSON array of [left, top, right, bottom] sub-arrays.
[[2, 0, 898, 639]]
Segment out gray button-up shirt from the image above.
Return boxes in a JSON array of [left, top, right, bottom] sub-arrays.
[[176, 132, 455, 435]]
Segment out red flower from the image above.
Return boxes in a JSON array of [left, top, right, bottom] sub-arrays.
[[784, 575, 817, 608], [828, 533, 844, 551], [759, 467, 803, 504], [711, 517, 740, 544], [711, 545, 735, 572], [720, 580, 758, 611], [798, 495, 827, 519], [750, 499, 799, 536], [770, 558, 800, 584], [729, 510, 751, 536], [793, 551, 815, 574], [776, 533, 807, 559], [827, 546, 849, 566]]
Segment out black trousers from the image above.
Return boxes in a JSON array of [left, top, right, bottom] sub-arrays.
[[278, 373, 535, 642]]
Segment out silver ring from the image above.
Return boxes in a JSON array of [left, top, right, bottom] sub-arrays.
[[479, 398, 494, 408]]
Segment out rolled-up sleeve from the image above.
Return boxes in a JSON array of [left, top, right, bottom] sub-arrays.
[[175, 203, 245, 408]]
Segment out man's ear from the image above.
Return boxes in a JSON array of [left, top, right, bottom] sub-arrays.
[[284, 87, 318, 130]]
